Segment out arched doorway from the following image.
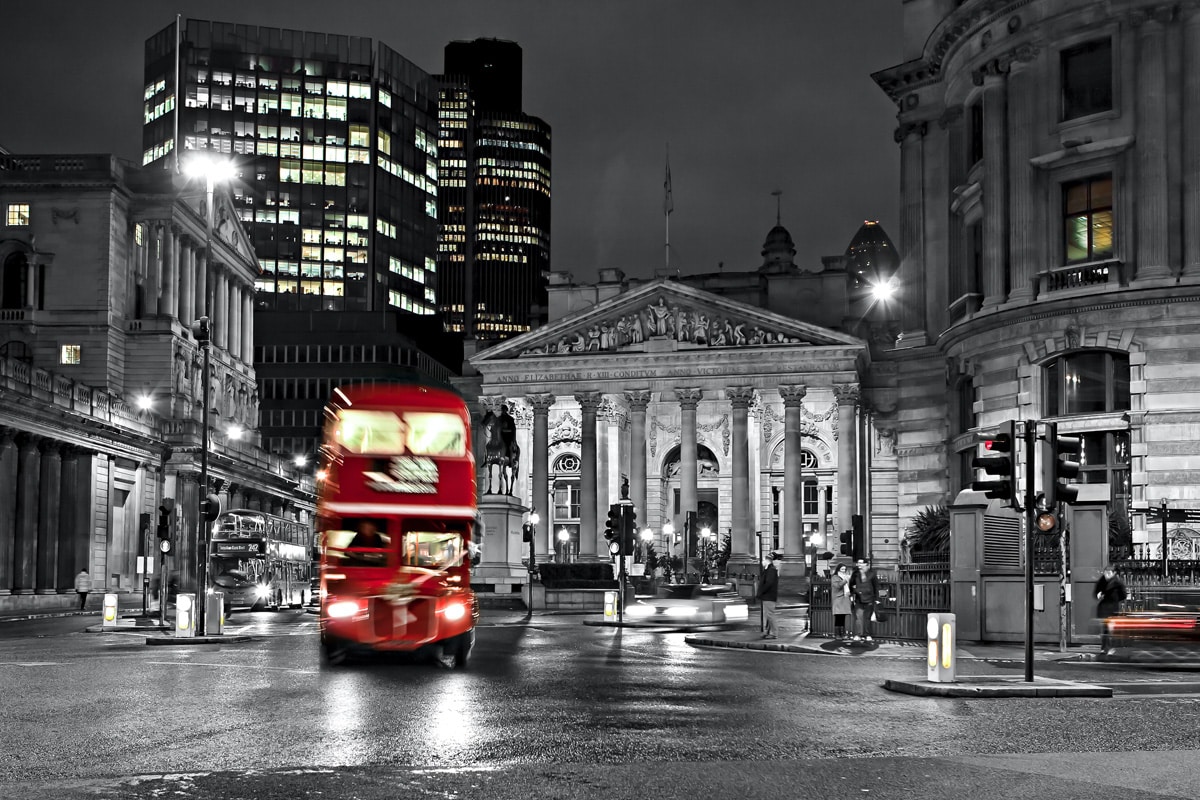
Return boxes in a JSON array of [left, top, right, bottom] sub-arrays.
[[661, 443, 720, 575]]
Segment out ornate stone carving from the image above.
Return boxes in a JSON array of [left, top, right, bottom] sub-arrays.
[[876, 427, 896, 457], [649, 415, 679, 458], [725, 386, 755, 409], [51, 207, 79, 225], [574, 391, 603, 415], [779, 384, 807, 407], [527, 393, 556, 414], [833, 384, 860, 406], [699, 414, 731, 456], [675, 388, 703, 409], [549, 412, 580, 448], [624, 389, 652, 411]]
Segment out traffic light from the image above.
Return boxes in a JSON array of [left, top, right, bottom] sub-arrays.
[[622, 505, 637, 554], [604, 503, 622, 555], [522, 522, 533, 542], [191, 315, 211, 343], [1045, 421, 1082, 506], [838, 529, 852, 556], [157, 505, 173, 554], [852, 514, 865, 561], [971, 419, 1018, 507], [200, 492, 222, 523]]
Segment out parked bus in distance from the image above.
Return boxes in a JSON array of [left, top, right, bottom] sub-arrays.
[[210, 509, 314, 610], [316, 383, 478, 667]]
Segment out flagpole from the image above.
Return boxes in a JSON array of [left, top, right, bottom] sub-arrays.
[[664, 145, 673, 276]]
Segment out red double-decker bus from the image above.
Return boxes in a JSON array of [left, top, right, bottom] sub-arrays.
[[316, 383, 478, 667]]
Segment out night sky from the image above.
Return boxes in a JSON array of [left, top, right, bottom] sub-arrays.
[[0, 1, 902, 284]]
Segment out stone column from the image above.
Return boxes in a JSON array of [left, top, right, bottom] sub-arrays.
[[528, 393, 555, 549], [980, 70, 1009, 307], [36, 441, 62, 592], [0, 430, 16, 594], [779, 385, 806, 565], [676, 388, 702, 547], [1184, 9, 1200, 276], [1005, 48, 1039, 303], [228, 284, 241, 361], [1135, 11, 1171, 281], [179, 236, 195, 327], [163, 225, 179, 320], [575, 391, 603, 559], [818, 485, 829, 543], [215, 270, 229, 349], [13, 434, 41, 593], [896, 121, 927, 337], [242, 289, 254, 362], [834, 384, 860, 533], [149, 224, 163, 315], [726, 387, 755, 560], [55, 446, 79, 588], [624, 390, 651, 525], [25, 256, 38, 308]]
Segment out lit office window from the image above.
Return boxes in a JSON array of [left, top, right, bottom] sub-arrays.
[[60, 345, 81, 365], [1063, 175, 1113, 263], [6, 204, 30, 226]]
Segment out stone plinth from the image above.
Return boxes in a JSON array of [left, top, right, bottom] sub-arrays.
[[475, 493, 531, 584]]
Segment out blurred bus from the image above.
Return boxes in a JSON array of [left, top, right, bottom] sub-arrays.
[[210, 508, 314, 610], [316, 383, 478, 667]]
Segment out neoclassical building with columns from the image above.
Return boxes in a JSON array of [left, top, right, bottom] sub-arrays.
[[459, 221, 904, 587], [0, 154, 314, 613]]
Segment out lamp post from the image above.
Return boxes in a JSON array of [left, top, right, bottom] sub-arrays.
[[700, 526, 713, 584], [184, 153, 233, 635], [662, 521, 675, 582], [557, 528, 569, 563]]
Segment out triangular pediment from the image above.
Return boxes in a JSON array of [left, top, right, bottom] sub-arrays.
[[184, 186, 259, 273], [473, 278, 864, 364]]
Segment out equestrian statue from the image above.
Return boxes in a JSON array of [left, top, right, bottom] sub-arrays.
[[480, 404, 520, 496]]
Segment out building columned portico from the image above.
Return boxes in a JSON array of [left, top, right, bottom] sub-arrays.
[[464, 279, 896, 589]]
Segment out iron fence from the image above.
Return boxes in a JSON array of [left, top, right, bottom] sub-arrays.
[[809, 561, 951, 641]]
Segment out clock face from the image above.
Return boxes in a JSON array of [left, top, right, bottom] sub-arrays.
[[159, 538, 172, 554]]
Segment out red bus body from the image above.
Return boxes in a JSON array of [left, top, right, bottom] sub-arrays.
[[316, 383, 478, 667]]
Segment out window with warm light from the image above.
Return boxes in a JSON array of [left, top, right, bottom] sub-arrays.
[[60, 345, 81, 365], [1043, 350, 1129, 416], [1063, 175, 1113, 263], [6, 204, 30, 227]]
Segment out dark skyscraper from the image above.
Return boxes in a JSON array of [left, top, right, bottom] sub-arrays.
[[438, 39, 551, 341]]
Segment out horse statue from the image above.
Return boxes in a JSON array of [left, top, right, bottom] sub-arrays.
[[480, 405, 520, 495]]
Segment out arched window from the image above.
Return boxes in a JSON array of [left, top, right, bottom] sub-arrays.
[[1043, 350, 1129, 416]]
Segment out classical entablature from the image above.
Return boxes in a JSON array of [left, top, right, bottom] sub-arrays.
[[471, 278, 869, 392]]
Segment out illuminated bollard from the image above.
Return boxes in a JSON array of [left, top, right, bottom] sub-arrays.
[[205, 592, 224, 636], [926, 612, 956, 682], [102, 593, 119, 627], [175, 593, 196, 637], [603, 590, 619, 621]]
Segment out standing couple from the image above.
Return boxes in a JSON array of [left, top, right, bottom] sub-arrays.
[[832, 559, 880, 643]]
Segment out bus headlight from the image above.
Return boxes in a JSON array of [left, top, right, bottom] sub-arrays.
[[255, 585, 271, 598], [443, 602, 467, 622], [326, 600, 361, 619]]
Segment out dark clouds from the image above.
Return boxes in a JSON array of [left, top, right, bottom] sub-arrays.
[[0, 0, 902, 283]]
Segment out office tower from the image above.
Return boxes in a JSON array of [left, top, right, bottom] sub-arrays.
[[438, 38, 551, 341], [142, 18, 459, 459], [142, 18, 440, 317]]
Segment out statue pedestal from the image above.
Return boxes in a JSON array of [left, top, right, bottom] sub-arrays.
[[474, 494, 531, 585]]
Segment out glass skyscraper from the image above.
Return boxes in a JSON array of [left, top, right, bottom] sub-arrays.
[[142, 18, 440, 317]]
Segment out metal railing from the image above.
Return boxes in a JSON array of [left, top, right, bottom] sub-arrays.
[[809, 562, 951, 641]]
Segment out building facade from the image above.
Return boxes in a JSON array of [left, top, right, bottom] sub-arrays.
[[0, 154, 314, 613], [455, 222, 900, 591], [872, 0, 1200, 555], [437, 39, 551, 341]]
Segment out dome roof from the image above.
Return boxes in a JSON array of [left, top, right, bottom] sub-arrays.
[[844, 220, 898, 286], [758, 224, 797, 273]]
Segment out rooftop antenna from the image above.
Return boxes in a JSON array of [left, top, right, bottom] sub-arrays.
[[771, 189, 782, 225]]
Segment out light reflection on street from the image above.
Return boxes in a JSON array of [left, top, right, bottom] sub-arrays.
[[321, 673, 364, 762]]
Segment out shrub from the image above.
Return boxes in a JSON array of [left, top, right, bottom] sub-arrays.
[[537, 562, 616, 588]]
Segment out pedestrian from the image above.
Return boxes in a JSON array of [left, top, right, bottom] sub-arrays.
[[757, 550, 780, 639], [849, 558, 880, 643], [1094, 565, 1127, 653], [831, 563, 852, 639], [74, 569, 91, 610]]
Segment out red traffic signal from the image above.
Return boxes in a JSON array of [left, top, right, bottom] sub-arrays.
[[971, 420, 1019, 507]]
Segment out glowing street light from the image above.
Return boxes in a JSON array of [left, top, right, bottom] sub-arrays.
[[135, 393, 154, 412], [557, 528, 570, 563], [293, 455, 308, 468]]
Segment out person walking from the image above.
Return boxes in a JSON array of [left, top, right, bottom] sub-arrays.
[[757, 551, 780, 639], [74, 569, 92, 610], [849, 558, 880, 643], [831, 563, 852, 639], [1094, 565, 1127, 653]]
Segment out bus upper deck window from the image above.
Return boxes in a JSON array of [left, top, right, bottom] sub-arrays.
[[335, 410, 406, 454]]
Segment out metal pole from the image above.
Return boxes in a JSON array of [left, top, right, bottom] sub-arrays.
[[1024, 421, 1037, 682], [197, 175, 213, 636], [756, 531, 764, 633], [1161, 498, 1169, 581], [618, 505, 627, 624]]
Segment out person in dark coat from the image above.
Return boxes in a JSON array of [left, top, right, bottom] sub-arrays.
[[849, 558, 880, 642], [1094, 565, 1127, 652], [831, 564, 852, 639], [757, 551, 780, 639]]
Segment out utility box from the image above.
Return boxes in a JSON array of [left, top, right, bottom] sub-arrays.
[[205, 592, 225, 636], [927, 612, 957, 683], [102, 593, 119, 627], [175, 593, 196, 637]]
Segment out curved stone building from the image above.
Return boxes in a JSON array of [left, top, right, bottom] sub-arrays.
[[872, 0, 1200, 555]]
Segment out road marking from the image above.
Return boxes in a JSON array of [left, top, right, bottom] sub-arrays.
[[0, 662, 62, 667], [147, 661, 319, 674]]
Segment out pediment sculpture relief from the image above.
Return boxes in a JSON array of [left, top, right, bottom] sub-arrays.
[[519, 296, 811, 357]]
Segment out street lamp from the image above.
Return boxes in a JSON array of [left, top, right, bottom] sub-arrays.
[[184, 153, 233, 636], [557, 528, 570, 563], [699, 527, 713, 584], [662, 521, 675, 582]]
